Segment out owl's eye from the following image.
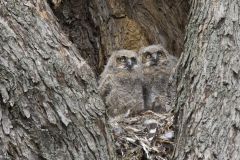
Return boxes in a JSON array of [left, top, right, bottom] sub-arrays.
[[145, 52, 152, 59], [120, 56, 126, 62], [117, 56, 126, 63], [157, 51, 165, 57]]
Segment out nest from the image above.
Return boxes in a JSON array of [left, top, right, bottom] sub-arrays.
[[108, 110, 174, 160]]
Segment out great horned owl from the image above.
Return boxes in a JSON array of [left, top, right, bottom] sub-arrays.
[[138, 44, 177, 112], [98, 50, 144, 117]]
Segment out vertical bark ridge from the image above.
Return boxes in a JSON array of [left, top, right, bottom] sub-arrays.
[[174, 0, 240, 159], [0, 0, 115, 159]]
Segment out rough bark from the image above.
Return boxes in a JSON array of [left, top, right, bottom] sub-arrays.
[[174, 0, 240, 159], [52, 0, 189, 74], [0, 0, 115, 159]]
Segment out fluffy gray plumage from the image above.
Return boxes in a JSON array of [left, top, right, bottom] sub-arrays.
[[138, 44, 177, 112], [98, 50, 144, 117]]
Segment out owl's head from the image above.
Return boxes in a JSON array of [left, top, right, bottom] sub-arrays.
[[138, 44, 168, 68], [108, 50, 140, 72]]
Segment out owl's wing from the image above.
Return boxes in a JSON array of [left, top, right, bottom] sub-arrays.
[[98, 74, 113, 99]]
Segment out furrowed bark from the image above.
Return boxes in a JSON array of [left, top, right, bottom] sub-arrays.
[[174, 0, 240, 159], [0, 0, 115, 159]]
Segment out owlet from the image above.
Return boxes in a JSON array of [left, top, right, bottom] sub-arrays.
[[98, 50, 144, 117], [138, 44, 177, 112]]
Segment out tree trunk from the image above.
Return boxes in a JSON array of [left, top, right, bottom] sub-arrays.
[[52, 0, 188, 74], [174, 0, 240, 159], [0, 0, 115, 159]]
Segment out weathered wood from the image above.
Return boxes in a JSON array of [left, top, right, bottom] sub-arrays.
[[174, 0, 240, 159], [52, 0, 189, 74], [0, 0, 115, 159]]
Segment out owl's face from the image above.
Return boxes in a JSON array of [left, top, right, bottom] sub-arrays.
[[110, 50, 139, 72], [115, 55, 137, 70], [139, 45, 168, 67]]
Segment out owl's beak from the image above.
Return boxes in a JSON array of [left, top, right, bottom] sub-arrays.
[[152, 53, 159, 65], [152, 53, 157, 59], [127, 59, 133, 70]]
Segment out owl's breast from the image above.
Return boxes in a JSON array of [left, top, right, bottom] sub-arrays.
[[105, 81, 144, 116]]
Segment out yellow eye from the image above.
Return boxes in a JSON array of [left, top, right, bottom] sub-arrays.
[[144, 52, 152, 59], [121, 58, 126, 62], [157, 51, 165, 57], [146, 54, 151, 59], [117, 56, 126, 63]]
